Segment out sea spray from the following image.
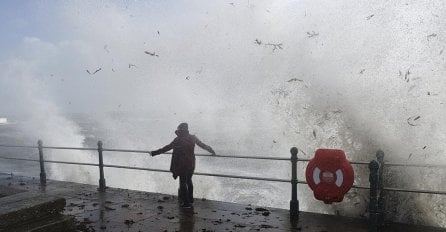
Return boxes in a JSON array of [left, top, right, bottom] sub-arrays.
[[0, 0, 445, 227]]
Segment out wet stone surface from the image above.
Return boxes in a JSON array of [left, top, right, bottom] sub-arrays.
[[0, 185, 26, 198], [1, 173, 445, 232]]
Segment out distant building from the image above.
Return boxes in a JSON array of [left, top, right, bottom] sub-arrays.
[[0, 117, 7, 124]]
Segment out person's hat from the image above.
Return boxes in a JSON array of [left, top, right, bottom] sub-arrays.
[[177, 123, 189, 131]]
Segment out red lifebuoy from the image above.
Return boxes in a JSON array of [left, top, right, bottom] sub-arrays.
[[305, 149, 354, 204]]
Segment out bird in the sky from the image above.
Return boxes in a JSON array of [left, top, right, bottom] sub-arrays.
[[86, 68, 102, 75], [144, 51, 159, 57]]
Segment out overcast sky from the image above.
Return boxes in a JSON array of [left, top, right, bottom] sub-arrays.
[[1, 1, 446, 225]]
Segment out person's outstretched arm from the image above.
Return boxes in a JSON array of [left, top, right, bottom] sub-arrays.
[[151, 139, 176, 156], [195, 136, 216, 155]]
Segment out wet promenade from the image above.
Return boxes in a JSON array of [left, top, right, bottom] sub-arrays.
[[1, 172, 445, 232]]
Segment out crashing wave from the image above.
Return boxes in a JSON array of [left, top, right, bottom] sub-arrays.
[[0, 117, 7, 124]]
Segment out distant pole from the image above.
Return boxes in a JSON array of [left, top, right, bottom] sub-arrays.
[[369, 160, 379, 232], [376, 150, 385, 226], [290, 147, 299, 219], [98, 141, 106, 192], [38, 140, 46, 185]]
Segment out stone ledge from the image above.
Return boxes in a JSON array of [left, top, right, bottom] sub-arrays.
[[0, 192, 66, 229]]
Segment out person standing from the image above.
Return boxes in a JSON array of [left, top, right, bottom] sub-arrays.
[[150, 123, 216, 208]]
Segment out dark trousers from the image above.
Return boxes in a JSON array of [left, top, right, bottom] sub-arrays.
[[179, 174, 193, 204]]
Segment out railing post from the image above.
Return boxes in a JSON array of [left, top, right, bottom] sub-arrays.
[[376, 150, 385, 226], [38, 140, 46, 185], [98, 141, 106, 192], [369, 160, 379, 232], [290, 147, 299, 219]]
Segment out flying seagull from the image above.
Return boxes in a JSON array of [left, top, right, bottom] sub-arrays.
[[86, 68, 102, 75], [144, 51, 159, 57], [307, 31, 319, 38]]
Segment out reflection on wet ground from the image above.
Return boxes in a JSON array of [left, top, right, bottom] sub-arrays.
[[1, 173, 445, 232]]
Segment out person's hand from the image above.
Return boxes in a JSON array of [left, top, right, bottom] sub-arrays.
[[148, 151, 153, 156], [210, 150, 216, 156]]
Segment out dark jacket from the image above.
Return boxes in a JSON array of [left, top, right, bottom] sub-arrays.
[[151, 132, 214, 179]]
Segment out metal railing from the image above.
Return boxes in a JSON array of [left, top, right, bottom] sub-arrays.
[[0, 141, 445, 225], [366, 150, 446, 232], [0, 141, 303, 218]]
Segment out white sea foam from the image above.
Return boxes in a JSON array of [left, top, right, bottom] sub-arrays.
[[0, 0, 445, 227]]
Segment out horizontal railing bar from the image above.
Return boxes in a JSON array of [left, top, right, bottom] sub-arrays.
[[292, 179, 369, 190], [383, 187, 446, 195], [103, 164, 171, 173], [42, 146, 97, 151], [102, 164, 371, 188], [194, 172, 289, 182], [0, 156, 40, 162], [42, 162, 446, 194], [0, 144, 97, 151], [295, 180, 370, 190], [0, 144, 366, 163], [350, 161, 371, 165], [0, 156, 99, 167], [103, 164, 289, 182], [298, 158, 370, 165], [44, 160, 99, 167], [384, 162, 446, 168], [3, 156, 445, 195], [352, 185, 371, 190], [102, 148, 153, 153], [2, 144, 446, 167], [103, 148, 290, 160], [0, 144, 38, 149], [0, 144, 288, 160], [299, 158, 446, 168], [208, 154, 290, 161], [102, 149, 213, 157]]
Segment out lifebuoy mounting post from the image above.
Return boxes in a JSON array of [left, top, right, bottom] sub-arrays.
[[290, 147, 299, 219]]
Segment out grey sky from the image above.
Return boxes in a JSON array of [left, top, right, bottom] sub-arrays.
[[0, 1, 445, 225]]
